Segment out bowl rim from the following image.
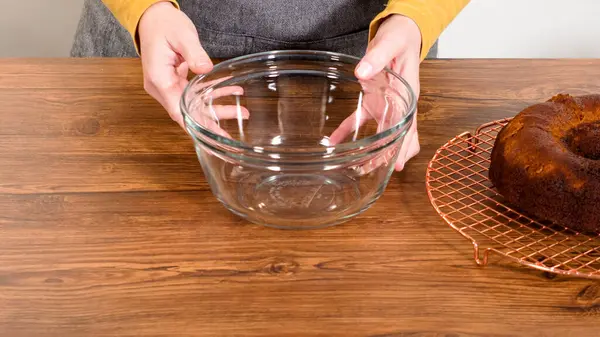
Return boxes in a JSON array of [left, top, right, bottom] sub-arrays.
[[180, 49, 417, 156]]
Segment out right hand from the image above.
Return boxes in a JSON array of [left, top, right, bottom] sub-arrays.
[[138, 1, 213, 128]]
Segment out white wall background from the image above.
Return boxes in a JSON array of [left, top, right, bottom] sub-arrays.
[[0, 0, 599, 58], [439, 0, 600, 58], [0, 0, 83, 57]]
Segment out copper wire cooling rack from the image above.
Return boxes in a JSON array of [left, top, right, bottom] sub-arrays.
[[426, 118, 600, 280]]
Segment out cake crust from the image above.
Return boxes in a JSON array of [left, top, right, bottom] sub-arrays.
[[489, 94, 600, 233]]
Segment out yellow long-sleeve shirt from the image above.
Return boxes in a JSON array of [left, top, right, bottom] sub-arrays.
[[101, 0, 469, 61]]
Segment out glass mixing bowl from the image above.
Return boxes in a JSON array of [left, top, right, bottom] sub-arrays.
[[181, 50, 416, 229]]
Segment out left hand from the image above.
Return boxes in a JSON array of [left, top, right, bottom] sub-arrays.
[[354, 14, 422, 171]]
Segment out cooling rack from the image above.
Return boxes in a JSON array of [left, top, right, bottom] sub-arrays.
[[426, 118, 600, 279]]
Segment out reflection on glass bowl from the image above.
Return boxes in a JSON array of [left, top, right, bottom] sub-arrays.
[[181, 50, 416, 229]]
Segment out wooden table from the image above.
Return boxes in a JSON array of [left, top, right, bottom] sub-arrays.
[[2, 58, 600, 336]]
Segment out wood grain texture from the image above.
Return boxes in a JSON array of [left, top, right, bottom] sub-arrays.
[[2, 58, 600, 336]]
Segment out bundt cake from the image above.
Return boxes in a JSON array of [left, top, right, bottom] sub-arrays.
[[489, 94, 600, 233]]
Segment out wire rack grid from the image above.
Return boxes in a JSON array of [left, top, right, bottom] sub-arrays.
[[425, 118, 600, 280]]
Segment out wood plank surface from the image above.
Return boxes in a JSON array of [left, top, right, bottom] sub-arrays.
[[2, 58, 600, 336]]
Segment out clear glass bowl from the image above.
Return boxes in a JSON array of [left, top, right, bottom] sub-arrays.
[[181, 50, 416, 229]]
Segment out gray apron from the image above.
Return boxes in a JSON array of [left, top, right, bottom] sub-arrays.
[[71, 0, 437, 59]]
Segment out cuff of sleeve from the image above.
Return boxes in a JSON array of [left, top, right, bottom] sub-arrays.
[[113, 0, 180, 55], [369, 2, 444, 62]]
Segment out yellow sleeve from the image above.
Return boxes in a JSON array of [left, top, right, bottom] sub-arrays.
[[370, 0, 470, 61], [101, 0, 180, 53]]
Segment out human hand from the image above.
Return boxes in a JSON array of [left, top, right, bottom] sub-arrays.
[[333, 14, 422, 172], [138, 1, 213, 127]]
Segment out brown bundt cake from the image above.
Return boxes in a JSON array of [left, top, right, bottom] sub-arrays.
[[489, 94, 600, 233]]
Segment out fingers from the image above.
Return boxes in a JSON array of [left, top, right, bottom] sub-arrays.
[[394, 116, 420, 171], [184, 84, 249, 123], [185, 103, 247, 140], [202, 118, 234, 139], [202, 85, 245, 100], [161, 79, 189, 128], [176, 60, 189, 79], [188, 104, 249, 122], [141, 45, 190, 127], [329, 91, 391, 145], [390, 51, 420, 171], [392, 53, 421, 99], [138, 3, 215, 128], [355, 14, 422, 81], [350, 146, 399, 176], [338, 115, 419, 174], [356, 34, 406, 80], [169, 27, 213, 74], [208, 105, 250, 120], [329, 108, 370, 145], [356, 14, 422, 171]]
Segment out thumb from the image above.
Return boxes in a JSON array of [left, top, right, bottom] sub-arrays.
[[170, 29, 213, 74], [356, 37, 405, 80]]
